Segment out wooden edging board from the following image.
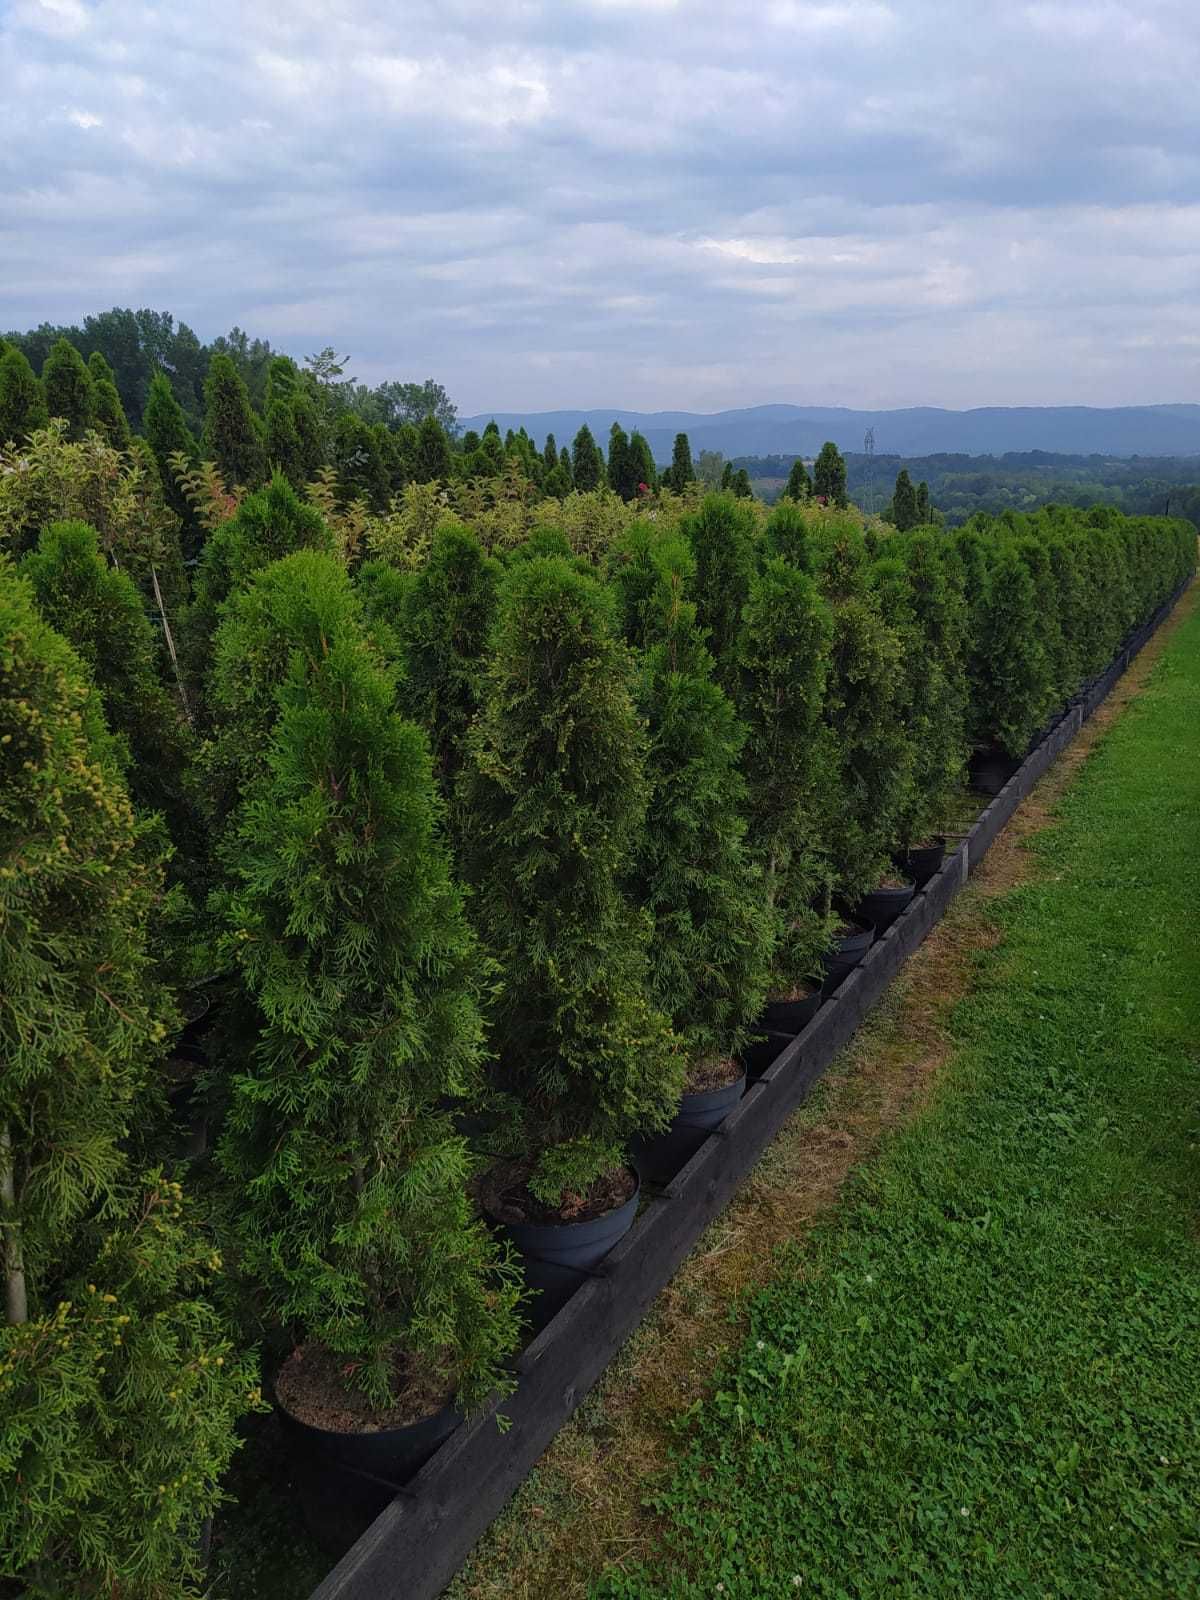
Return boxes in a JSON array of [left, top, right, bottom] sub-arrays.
[[306, 580, 1188, 1600]]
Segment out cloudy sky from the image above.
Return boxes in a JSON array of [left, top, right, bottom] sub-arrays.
[[3, 0, 1199, 412]]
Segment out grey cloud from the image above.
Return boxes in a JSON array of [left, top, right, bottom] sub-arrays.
[[2, 0, 1199, 409]]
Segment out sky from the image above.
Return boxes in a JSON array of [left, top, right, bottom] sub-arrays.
[[2, 0, 1199, 413]]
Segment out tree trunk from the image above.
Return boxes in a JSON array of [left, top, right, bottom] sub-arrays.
[[1, 1124, 28, 1326]]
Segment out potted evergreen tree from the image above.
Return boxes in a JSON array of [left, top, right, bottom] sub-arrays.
[[209, 551, 522, 1539], [0, 563, 256, 1596], [460, 558, 680, 1323], [734, 555, 833, 1045], [624, 534, 773, 1176]]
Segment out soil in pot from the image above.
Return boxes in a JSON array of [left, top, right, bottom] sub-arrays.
[[484, 1163, 642, 1332], [275, 1342, 459, 1552], [633, 1057, 746, 1184], [759, 979, 823, 1036]]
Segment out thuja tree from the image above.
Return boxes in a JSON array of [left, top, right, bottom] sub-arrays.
[[182, 472, 333, 708], [19, 521, 197, 869], [1012, 532, 1068, 722], [41, 337, 92, 441], [571, 423, 604, 492], [812, 441, 847, 506], [814, 529, 908, 905], [143, 370, 201, 558], [461, 558, 680, 1206], [391, 520, 503, 792], [202, 352, 266, 490], [735, 557, 833, 989], [970, 544, 1047, 756], [662, 432, 695, 493], [627, 536, 773, 1067], [784, 457, 811, 501], [213, 551, 521, 1408], [1, 1174, 259, 1600], [333, 412, 391, 511], [0, 345, 48, 444], [763, 501, 814, 570], [891, 468, 918, 531], [86, 351, 131, 450], [682, 493, 758, 688], [896, 532, 969, 846]]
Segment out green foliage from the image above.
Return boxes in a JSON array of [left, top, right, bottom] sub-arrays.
[[41, 338, 93, 442], [0, 562, 172, 1290], [85, 352, 130, 450], [812, 440, 847, 507], [762, 501, 813, 570], [607, 422, 636, 501], [971, 545, 1048, 755], [735, 558, 832, 986], [894, 532, 969, 846], [891, 467, 918, 531], [202, 354, 266, 491], [414, 414, 452, 484], [628, 540, 772, 1063], [212, 551, 520, 1409], [681, 494, 758, 685], [19, 521, 195, 859], [183, 473, 334, 707], [332, 413, 390, 512], [143, 372, 201, 557], [0, 346, 49, 446], [628, 431, 657, 496], [571, 423, 604, 493], [461, 558, 680, 1205], [392, 521, 502, 789], [1, 1175, 261, 1600], [264, 397, 305, 489], [662, 432, 695, 494], [783, 457, 811, 501], [916, 479, 931, 523]]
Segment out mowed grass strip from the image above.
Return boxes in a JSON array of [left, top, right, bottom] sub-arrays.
[[594, 607, 1200, 1600]]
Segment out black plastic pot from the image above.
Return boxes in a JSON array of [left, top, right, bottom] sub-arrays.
[[819, 918, 875, 991], [276, 1386, 460, 1552], [853, 880, 915, 934], [758, 987, 823, 1036], [969, 746, 1020, 797], [499, 1171, 641, 1330], [896, 837, 945, 889], [633, 1074, 746, 1183], [738, 1028, 793, 1080]]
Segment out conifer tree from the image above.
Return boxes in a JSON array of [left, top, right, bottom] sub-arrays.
[[628, 430, 657, 495], [414, 415, 452, 483], [970, 545, 1047, 755], [763, 501, 813, 570], [812, 441, 848, 506], [815, 529, 907, 903], [784, 457, 811, 501], [571, 423, 604, 492], [42, 337, 93, 441], [730, 467, 753, 499], [916, 479, 931, 523], [558, 442, 573, 486], [19, 522, 194, 856], [392, 521, 502, 791], [0, 345, 49, 444], [143, 370, 201, 556], [1013, 533, 1067, 721], [735, 558, 833, 988], [332, 413, 390, 511], [681, 494, 758, 686], [85, 351, 131, 450], [892, 468, 918, 531], [894, 532, 968, 845], [202, 352, 266, 489], [628, 538, 772, 1067], [543, 432, 558, 473], [290, 388, 325, 482], [608, 422, 635, 500], [183, 473, 334, 712], [460, 559, 680, 1205], [212, 550, 520, 1409], [263, 354, 299, 410], [264, 395, 305, 487], [0, 559, 170, 1307], [663, 432, 695, 493]]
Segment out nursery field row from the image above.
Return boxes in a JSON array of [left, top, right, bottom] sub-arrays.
[[1, 393, 1194, 1600]]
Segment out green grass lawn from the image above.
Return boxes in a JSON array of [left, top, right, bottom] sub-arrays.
[[593, 608, 1200, 1600]]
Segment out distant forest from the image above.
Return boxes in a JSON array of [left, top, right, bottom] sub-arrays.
[[737, 450, 1200, 528]]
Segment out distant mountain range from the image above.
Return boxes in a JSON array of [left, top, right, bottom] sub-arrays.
[[459, 404, 1200, 462]]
